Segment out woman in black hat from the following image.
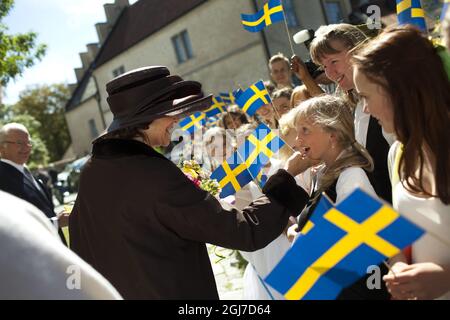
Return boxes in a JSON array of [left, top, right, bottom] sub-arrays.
[[69, 66, 311, 299]]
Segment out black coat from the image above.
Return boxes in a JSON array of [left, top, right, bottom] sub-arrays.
[[69, 139, 308, 300], [0, 161, 55, 219], [366, 116, 392, 204]]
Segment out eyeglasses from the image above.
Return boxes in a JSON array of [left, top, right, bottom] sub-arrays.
[[2, 140, 33, 147]]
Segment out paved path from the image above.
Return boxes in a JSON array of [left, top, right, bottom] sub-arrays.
[[59, 194, 246, 299], [208, 245, 245, 300]]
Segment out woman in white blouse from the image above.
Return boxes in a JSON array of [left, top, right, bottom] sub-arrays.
[[309, 23, 395, 204], [353, 25, 450, 300]]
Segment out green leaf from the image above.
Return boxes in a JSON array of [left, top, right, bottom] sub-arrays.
[[0, 1, 47, 85]]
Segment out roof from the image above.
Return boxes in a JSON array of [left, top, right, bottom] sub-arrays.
[[95, 0, 207, 67], [65, 67, 96, 111], [66, 0, 207, 111]]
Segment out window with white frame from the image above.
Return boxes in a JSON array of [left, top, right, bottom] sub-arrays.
[[172, 30, 193, 64], [112, 65, 125, 78]]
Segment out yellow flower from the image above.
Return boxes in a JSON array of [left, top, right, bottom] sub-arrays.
[[182, 168, 198, 179]]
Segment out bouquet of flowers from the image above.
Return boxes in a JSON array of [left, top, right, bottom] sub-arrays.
[[179, 160, 221, 197]]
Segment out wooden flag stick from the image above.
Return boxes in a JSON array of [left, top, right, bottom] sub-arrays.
[[260, 81, 297, 159], [226, 113, 265, 194], [210, 92, 265, 194], [419, 0, 431, 39], [280, 0, 295, 57], [383, 260, 397, 278]]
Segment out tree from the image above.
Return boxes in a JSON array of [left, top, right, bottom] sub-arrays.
[[0, 0, 46, 86], [13, 84, 71, 162], [0, 102, 13, 120]]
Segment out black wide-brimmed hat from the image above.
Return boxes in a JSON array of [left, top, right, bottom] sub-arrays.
[[97, 66, 212, 139]]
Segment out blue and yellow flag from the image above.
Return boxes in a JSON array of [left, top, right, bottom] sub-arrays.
[[205, 115, 220, 127], [441, 0, 450, 21], [265, 188, 425, 300], [219, 91, 237, 105], [396, 0, 427, 32], [179, 112, 205, 134], [210, 151, 254, 199], [235, 123, 285, 177], [241, 0, 285, 32], [234, 88, 244, 100], [236, 80, 271, 116], [256, 170, 268, 189], [205, 96, 227, 118], [210, 123, 284, 198]]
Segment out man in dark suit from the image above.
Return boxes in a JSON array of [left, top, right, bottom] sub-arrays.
[[0, 123, 68, 244]]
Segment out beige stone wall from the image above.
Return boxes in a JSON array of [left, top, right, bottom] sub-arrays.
[[93, 0, 269, 125], [65, 96, 103, 156], [260, 0, 353, 61], [80, 77, 97, 102], [67, 0, 350, 149]]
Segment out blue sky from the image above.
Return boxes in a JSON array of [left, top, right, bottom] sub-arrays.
[[3, 0, 137, 105]]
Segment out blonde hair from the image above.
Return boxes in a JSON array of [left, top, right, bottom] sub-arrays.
[[272, 87, 293, 101], [277, 113, 295, 161], [268, 52, 290, 70], [286, 95, 373, 197], [278, 111, 294, 136]]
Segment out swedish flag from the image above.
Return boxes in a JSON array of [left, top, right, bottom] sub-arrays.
[[256, 170, 268, 189], [241, 0, 285, 33], [234, 88, 244, 100], [442, 0, 449, 21], [210, 152, 254, 199], [179, 112, 205, 134], [205, 96, 227, 118], [205, 115, 220, 127], [235, 123, 285, 177], [265, 188, 424, 300], [236, 80, 271, 116], [396, 0, 427, 32], [219, 91, 237, 105], [210, 123, 284, 198]]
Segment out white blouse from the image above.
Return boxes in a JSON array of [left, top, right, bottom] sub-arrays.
[[389, 142, 450, 299], [335, 167, 377, 204], [312, 165, 377, 204], [393, 183, 450, 300]]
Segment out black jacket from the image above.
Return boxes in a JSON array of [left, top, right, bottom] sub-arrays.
[[365, 116, 392, 204], [69, 139, 309, 299], [0, 161, 55, 218], [0, 161, 66, 244]]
